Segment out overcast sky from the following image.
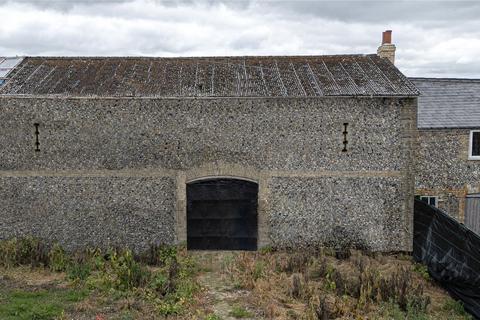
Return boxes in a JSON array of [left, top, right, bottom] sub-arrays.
[[1, 0, 479, 78]]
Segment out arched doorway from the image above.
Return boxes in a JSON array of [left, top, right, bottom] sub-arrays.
[[187, 178, 258, 250]]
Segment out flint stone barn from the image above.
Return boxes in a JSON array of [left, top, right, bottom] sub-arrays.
[[412, 78, 480, 234], [0, 54, 418, 252]]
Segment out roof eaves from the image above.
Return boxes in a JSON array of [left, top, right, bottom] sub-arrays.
[[0, 93, 419, 99]]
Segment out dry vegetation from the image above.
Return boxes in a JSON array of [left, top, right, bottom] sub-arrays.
[[0, 238, 474, 319], [216, 248, 473, 320]]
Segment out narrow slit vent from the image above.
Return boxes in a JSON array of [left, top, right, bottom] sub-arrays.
[[34, 123, 40, 152], [342, 123, 349, 152]]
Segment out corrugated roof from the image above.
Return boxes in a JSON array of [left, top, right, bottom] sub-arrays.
[[0, 55, 418, 97], [410, 78, 480, 129]]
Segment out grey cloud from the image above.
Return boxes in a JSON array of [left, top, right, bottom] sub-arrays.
[[254, 1, 480, 23], [0, 0, 479, 77]]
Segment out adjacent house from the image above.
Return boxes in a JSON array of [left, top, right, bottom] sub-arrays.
[[0, 38, 419, 252], [411, 78, 480, 233]]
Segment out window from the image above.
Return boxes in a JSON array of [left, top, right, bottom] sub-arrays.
[[469, 130, 480, 160], [415, 195, 438, 207]]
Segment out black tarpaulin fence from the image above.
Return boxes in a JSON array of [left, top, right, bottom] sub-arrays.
[[413, 199, 480, 319]]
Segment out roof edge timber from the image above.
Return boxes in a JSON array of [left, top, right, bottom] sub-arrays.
[[20, 53, 377, 60], [0, 94, 419, 100]]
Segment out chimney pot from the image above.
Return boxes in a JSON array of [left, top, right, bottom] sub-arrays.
[[382, 30, 392, 44], [377, 30, 396, 64]]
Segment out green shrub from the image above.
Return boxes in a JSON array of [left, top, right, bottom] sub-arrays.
[[109, 250, 151, 291]]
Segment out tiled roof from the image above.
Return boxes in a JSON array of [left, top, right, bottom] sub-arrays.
[[410, 78, 480, 129], [0, 55, 418, 97]]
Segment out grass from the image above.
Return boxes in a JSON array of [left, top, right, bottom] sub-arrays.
[[229, 305, 253, 318], [0, 288, 88, 320], [442, 299, 473, 319]]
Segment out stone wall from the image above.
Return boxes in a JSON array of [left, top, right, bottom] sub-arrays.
[[0, 96, 417, 252], [0, 176, 176, 252], [416, 129, 480, 221], [268, 176, 407, 251]]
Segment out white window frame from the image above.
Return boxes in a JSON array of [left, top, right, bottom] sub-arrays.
[[469, 130, 480, 160], [417, 195, 438, 207]]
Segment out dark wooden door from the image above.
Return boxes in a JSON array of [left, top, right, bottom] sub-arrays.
[[187, 179, 258, 250]]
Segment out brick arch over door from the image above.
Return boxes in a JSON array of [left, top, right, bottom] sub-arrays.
[[186, 178, 258, 250]]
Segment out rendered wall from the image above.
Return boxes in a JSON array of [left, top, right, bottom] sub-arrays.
[[416, 129, 480, 221], [0, 96, 417, 251]]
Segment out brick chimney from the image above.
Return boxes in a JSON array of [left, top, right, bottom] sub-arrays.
[[377, 30, 396, 64]]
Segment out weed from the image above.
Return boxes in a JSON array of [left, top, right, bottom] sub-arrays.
[[149, 272, 169, 295], [16, 237, 49, 267], [138, 245, 178, 266], [380, 301, 405, 320], [229, 305, 253, 318], [0, 237, 48, 268], [109, 250, 151, 291], [324, 264, 337, 292], [156, 301, 182, 316], [442, 299, 473, 318], [66, 262, 91, 281], [413, 263, 431, 281], [289, 273, 303, 298], [0, 238, 202, 319], [0, 238, 18, 268], [407, 291, 431, 315], [205, 313, 222, 320], [117, 311, 135, 320], [308, 255, 328, 279], [259, 245, 274, 254], [284, 253, 310, 273], [253, 261, 265, 281], [48, 243, 69, 272]]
